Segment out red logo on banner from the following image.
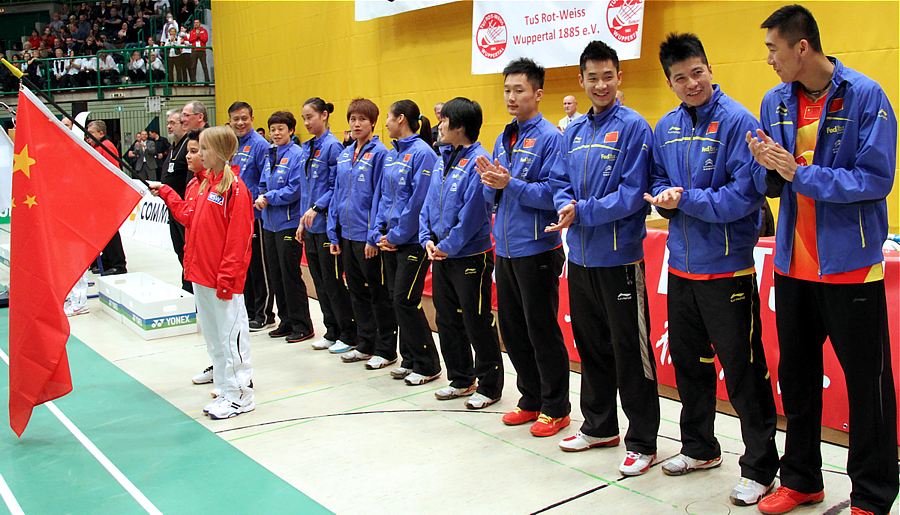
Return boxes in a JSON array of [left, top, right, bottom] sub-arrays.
[[707, 121, 719, 134], [476, 12, 507, 60], [522, 138, 536, 148], [829, 98, 844, 113], [607, 0, 643, 43], [604, 131, 619, 143]]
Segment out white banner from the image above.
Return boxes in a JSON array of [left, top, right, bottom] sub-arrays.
[[472, 0, 645, 74], [0, 128, 12, 213], [119, 194, 174, 252], [355, 0, 457, 21]]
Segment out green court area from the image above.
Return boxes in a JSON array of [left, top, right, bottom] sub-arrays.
[[0, 313, 331, 514]]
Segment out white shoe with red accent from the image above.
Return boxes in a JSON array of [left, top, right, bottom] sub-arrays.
[[558, 431, 620, 452], [619, 451, 655, 476], [661, 453, 722, 476]]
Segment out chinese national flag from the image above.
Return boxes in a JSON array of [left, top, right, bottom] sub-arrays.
[[8, 87, 143, 436]]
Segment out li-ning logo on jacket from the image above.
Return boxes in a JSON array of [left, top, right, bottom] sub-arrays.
[[207, 192, 224, 205]]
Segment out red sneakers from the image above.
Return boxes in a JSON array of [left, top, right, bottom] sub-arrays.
[[849, 508, 874, 515], [530, 414, 571, 437], [757, 486, 825, 514], [501, 408, 540, 426]]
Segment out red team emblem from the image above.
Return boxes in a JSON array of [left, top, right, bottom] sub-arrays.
[[707, 121, 719, 134], [522, 138, 536, 149], [242, 145, 251, 152], [403, 153, 412, 162], [314, 149, 321, 157], [363, 152, 373, 160], [458, 158, 469, 167], [604, 131, 619, 143], [607, 0, 644, 43], [279, 157, 289, 165], [476, 12, 507, 60]]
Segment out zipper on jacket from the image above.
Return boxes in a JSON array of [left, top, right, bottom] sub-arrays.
[[724, 223, 730, 255], [683, 125, 695, 273], [581, 123, 597, 262], [858, 206, 866, 248], [387, 165, 398, 232]]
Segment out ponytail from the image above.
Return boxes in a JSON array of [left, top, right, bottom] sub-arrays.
[[390, 99, 433, 147]]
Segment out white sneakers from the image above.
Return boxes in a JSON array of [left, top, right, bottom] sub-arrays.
[[390, 367, 412, 379], [206, 396, 255, 420], [465, 392, 499, 410], [730, 477, 775, 506], [311, 338, 336, 350], [661, 453, 723, 476], [558, 431, 621, 452], [191, 366, 213, 385], [404, 371, 441, 386], [619, 451, 655, 476], [341, 350, 372, 363], [365, 356, 398, 370], [328, 341, 354, 354], [434, 384, 477, 400]]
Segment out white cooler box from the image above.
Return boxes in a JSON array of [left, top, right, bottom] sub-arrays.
[[0, 243, 9, 267], [97, 272, 197, 340]]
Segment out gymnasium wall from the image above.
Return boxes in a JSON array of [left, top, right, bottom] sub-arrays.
[[211, 0, 900, 232]]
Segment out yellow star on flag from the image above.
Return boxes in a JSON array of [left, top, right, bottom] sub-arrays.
[[23, 195, 38, 209], [13, 146, 37, 179]]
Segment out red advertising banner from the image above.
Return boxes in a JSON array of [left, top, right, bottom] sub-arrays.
[[420, 229, 900, 442]]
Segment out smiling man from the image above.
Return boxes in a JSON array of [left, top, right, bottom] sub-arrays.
[[646, 33, 778, 507], [748, 5, 898, 515]]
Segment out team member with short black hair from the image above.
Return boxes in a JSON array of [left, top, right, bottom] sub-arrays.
[[475, 58, 570, 421], [255, 111, 315, 344], [420, 97, 503, 408], [547, 40, 659, 476], [327, 99, 398, 367], [372, 100, 442, 384], [297, 98, 358, 354], [748, 5, 898, 514], [646, 33, 778, 506], [229, 101, 276, 332]]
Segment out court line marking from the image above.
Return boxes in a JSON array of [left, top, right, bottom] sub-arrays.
[[0, 347, 162, 515], [0, 471, 24, 515]]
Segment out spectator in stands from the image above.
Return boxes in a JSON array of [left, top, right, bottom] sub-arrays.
[[77, 2, 91, 18], [188, 18, 209, 82], [161, 12, 179, 42], [177, 0, 197, 26], [154, 0, 170, 13], [65, 49, 81, 86], [20, 51, 43, 87], [130, 18, 146, 44], [79, 49, 98, 86], [64, 36, 81, 55], [147, 52, 165, 81], [430, 102, 443, 153], [84, 35, 101, 55], [163, 26, 183, 82], [51, 48, 69, 88], [255, 127, 266, 140], [93, 1, 110, 22], [144, 36, 161, 58], [178, 26, 192, 81], [50, 12, 65, 32], [28, 30, 42, 50], [103, 7, 123, 38], [42, 27, 56, 49], [127, 50, 146, 83]]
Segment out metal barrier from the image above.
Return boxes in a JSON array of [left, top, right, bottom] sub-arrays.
[[0, 44, 213, 99]]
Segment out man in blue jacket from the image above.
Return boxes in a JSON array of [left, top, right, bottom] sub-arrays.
[[419, 97, 503, 408], [547, 40, 659, 477], [229, 101, 276, 333], [747, 6, 898, 515], [475, 58, 570, 422], [646, 33, 778, 507]]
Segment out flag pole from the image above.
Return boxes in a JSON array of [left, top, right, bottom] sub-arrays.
[[1, 57, 148, 186]]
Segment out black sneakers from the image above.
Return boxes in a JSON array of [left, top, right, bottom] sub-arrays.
[[286, 331, 315, 344], [268, 326, 291, 338]]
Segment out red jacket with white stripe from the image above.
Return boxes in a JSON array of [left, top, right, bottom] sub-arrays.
[[159, 166, 253, 298]]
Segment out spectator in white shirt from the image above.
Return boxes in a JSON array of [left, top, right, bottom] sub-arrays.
[[51, 48, 69, 88], [65, 50, 82, 86], [557, 95, 583, 132], [161, 13, 179, 42], [127, 50, 146, 83], [98, 52, 119, 85], [79, 50, 99, 86], [147, 52, 165, 82]]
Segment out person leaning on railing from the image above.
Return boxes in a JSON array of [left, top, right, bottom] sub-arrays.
[[127, 50, 147, 83]]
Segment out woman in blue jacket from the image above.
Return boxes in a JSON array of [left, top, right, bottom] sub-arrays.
[[255, 111, 314, 344], [296, 97, 358, 354], [372, 100, 441, 384], [327, 99, 398, 368]]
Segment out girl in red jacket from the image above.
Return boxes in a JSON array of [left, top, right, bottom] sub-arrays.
[[150, 126, 255, 419]]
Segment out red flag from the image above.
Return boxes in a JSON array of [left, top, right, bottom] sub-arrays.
[[8, 87, 143, 436]]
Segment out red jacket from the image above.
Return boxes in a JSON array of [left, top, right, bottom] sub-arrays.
[[159, 166, 253, 299], [188, 27, 208, 47]]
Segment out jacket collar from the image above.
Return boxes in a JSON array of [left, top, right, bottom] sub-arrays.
[[680, 84, 724, 122], [779, 56, 846, 105], [392, 134, 420, 153], [586, 101, 620, 125]]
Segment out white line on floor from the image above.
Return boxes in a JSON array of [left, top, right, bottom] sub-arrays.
[[0, 347, 162, 515], [0, 471, 24, 515]]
